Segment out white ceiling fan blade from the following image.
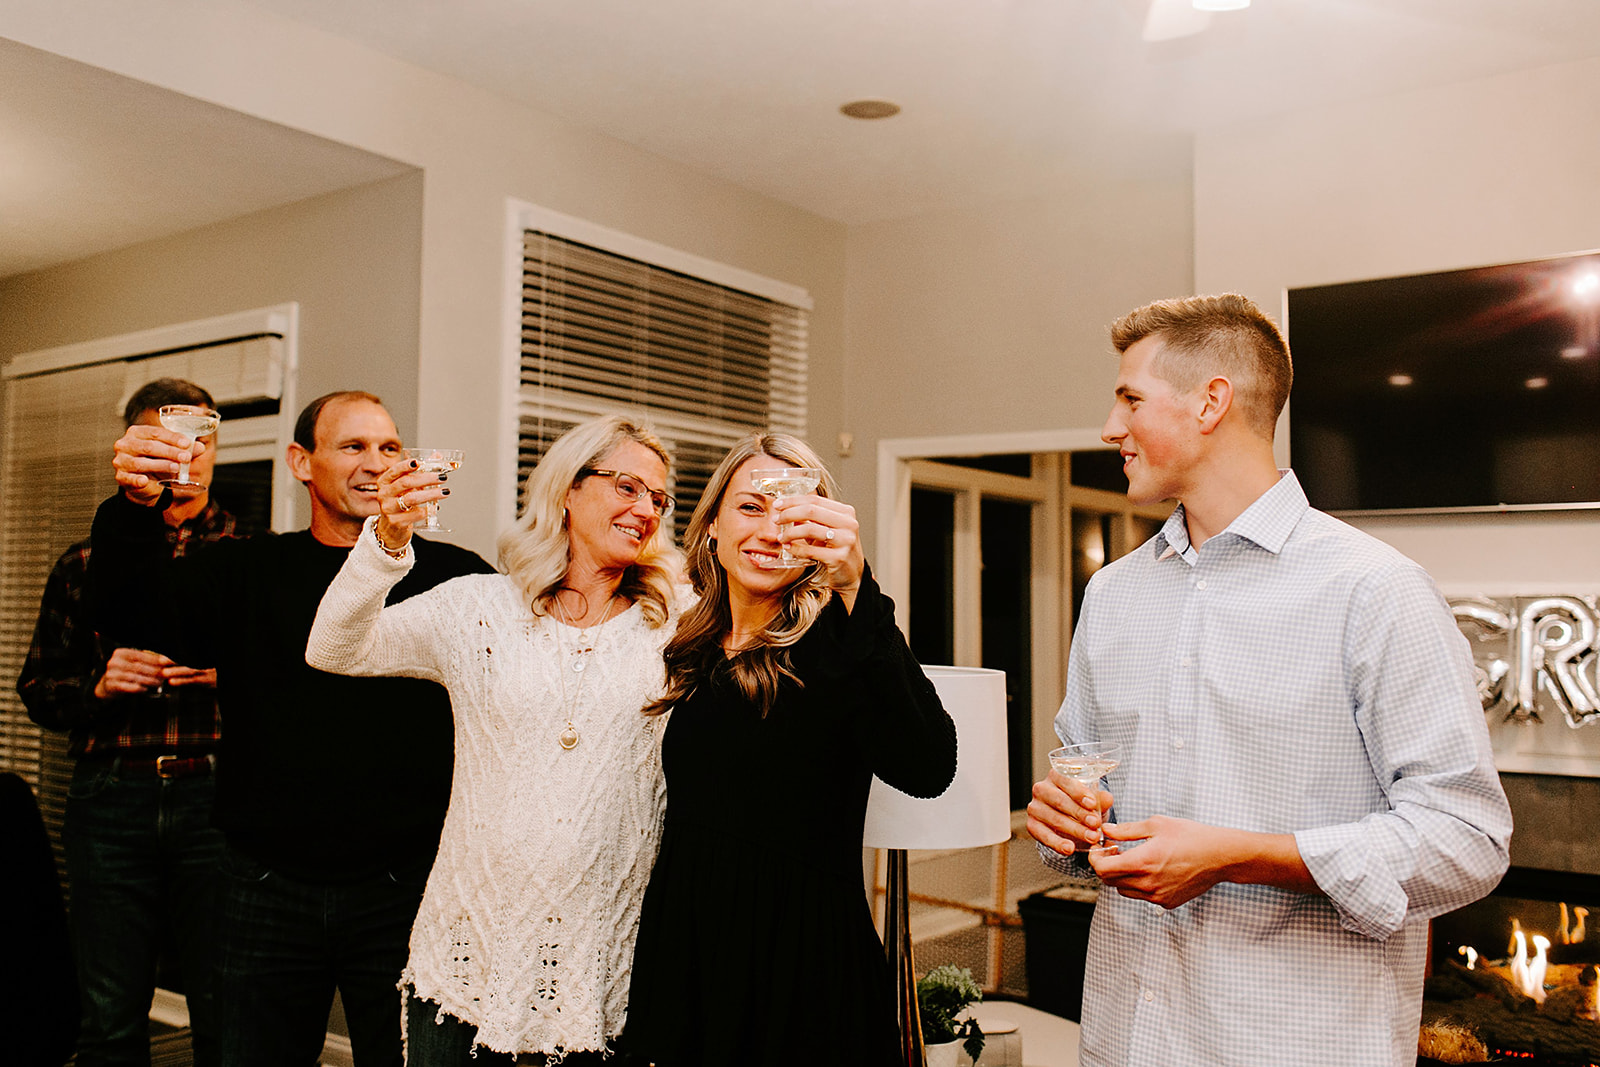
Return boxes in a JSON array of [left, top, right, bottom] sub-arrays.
[[1143, 0, 1213, 41]]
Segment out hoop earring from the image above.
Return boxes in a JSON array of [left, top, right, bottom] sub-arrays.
[[562, 508, 570, 529], [707, 536, 718, 553]]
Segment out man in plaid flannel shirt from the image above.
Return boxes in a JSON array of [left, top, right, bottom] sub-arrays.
[[18, 377, 237, 1067]]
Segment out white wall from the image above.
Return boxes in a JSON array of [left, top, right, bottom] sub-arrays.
[[1196, 56, 1600, 591], [0, 0, 847, 562], [840, 178, 1194, 552], [0, 174, 426, 438]]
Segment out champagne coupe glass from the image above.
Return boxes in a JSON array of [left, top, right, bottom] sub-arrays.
[[749, 467, 823, 568], [402, 448, 464, 533], [1049, 741, 1123, 852], [157, 405, 221, 491]]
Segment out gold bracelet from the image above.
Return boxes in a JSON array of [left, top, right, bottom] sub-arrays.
[[372, 522, 409, 560]]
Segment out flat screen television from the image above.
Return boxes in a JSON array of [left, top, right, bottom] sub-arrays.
[[1286, 250, 1600, 514]]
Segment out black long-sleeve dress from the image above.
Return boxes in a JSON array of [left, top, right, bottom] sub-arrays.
[[622, 571, 957, 1067]]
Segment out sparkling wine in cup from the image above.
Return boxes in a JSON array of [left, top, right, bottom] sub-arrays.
[[403, 448, 464, 533], [157, 405, 221, 491], [749, 467, 822, 568], [1049, 741, 1123, 853]]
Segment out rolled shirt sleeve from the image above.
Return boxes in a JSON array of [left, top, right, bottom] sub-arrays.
[[1296, 561, 1512, 941]]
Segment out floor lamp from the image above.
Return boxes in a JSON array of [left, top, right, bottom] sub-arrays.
[[864, 665, 1011, 1067]]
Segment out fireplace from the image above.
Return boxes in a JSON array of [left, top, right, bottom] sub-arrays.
[[1426, 866, 1600, 1064], [1412, 598, 1600, 1061]]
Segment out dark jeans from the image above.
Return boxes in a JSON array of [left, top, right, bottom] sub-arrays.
[[214, 844, 430, 1067], [405, 997, 512, 1067], [62, 757, 224, 1067], [405, 996, 630, 1067]]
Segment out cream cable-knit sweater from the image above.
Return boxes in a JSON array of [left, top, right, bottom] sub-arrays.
[[306, 519, 675, 1058]]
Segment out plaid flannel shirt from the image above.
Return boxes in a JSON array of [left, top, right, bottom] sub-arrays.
[[17, 500, 238, 758]]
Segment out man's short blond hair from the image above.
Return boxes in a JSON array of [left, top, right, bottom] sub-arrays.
[[1110, 293, 1292, 440]]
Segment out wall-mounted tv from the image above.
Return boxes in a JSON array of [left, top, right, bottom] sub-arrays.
[[1287, 250, 1600, 514]]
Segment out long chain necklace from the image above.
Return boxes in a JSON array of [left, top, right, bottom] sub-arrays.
[[552, 593, 619, 751]]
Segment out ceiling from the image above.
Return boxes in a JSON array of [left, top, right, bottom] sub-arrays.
[[6, 0, 1600, 279], [237, 0, 1600, 222], [0, 37, 411, 280]]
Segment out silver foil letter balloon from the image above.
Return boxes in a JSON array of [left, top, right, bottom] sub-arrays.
[[1451, 595, 1600, 729]]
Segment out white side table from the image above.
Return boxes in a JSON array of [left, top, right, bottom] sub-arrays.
[[970, 1003, 1081, 1067]]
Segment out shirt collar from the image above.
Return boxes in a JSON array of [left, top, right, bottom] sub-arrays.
[[1154, 470, 1308, 562], [208, 500, 238, 531], [1155, 509, 1192, 562]]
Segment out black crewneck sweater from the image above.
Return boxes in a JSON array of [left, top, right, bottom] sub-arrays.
[[89, 492, 495, 881]]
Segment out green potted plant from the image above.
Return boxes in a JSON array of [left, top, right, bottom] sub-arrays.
[[917, 964, 986, 1066]]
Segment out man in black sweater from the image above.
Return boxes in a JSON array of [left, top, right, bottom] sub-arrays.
[[90, 391, 494, 1067]]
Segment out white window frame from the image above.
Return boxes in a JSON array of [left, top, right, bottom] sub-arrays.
[[1, 303, 301, 530]]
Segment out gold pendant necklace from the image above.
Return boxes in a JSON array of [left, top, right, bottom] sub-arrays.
[[553, 593, 619, 751]]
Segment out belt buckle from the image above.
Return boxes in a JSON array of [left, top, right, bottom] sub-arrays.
[[156, 754, 181, 778]]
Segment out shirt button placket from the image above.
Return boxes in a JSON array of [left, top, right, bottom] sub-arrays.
[[1166, 564, 1204, 817]]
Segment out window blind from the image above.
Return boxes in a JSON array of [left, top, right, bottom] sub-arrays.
[[519, 230, 808, 541], [0, 360, 127, 881], [0, 333, 284, 890]]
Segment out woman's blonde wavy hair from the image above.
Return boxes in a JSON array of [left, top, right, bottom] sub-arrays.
[[645, 432, 837, 717], [496, 415, 681, 627]]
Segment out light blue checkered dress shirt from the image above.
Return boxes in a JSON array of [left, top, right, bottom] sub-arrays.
[[1041, 472, 1512, 1067]]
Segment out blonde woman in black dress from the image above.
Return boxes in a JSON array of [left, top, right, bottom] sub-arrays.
[[622, 432, 957, 1067]]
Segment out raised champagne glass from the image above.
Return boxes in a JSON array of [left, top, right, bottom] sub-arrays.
[[750, 466, 822, 568], [403, 448, 464, 533], [1049, 741, 1123, 852], [157, 404, 221, 492]]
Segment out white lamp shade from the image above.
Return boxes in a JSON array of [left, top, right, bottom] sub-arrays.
[[862, 665, 1010, 850]]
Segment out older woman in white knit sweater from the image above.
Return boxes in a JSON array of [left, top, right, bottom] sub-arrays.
[[306, 415, 683, 1066]]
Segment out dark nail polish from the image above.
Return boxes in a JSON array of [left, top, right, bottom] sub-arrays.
[[438, 474, 449, 482], [442, 488, 451, 495], [410, 460, 418, 468]]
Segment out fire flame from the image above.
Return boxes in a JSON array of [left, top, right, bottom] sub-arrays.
[[1530, 935, 1550, 1004], [1509, 931, 1550, 1004], [1458, 904, 1592, 1006], [1556, 903, 1589, 945]]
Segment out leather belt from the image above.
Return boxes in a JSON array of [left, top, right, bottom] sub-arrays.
[[100, 754, 217, 779]]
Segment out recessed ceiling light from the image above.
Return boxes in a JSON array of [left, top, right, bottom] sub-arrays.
[[1562, 346, 1588, 359], [1192, 0, 1249, 10], [1526, 376, 1550, 390], [840, 100, 900, 120], [1387, 373, 1413, 387]]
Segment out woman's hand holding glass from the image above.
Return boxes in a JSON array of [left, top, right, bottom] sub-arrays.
[[373, 453, 453, 550], [770, 491, 864, 605]]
